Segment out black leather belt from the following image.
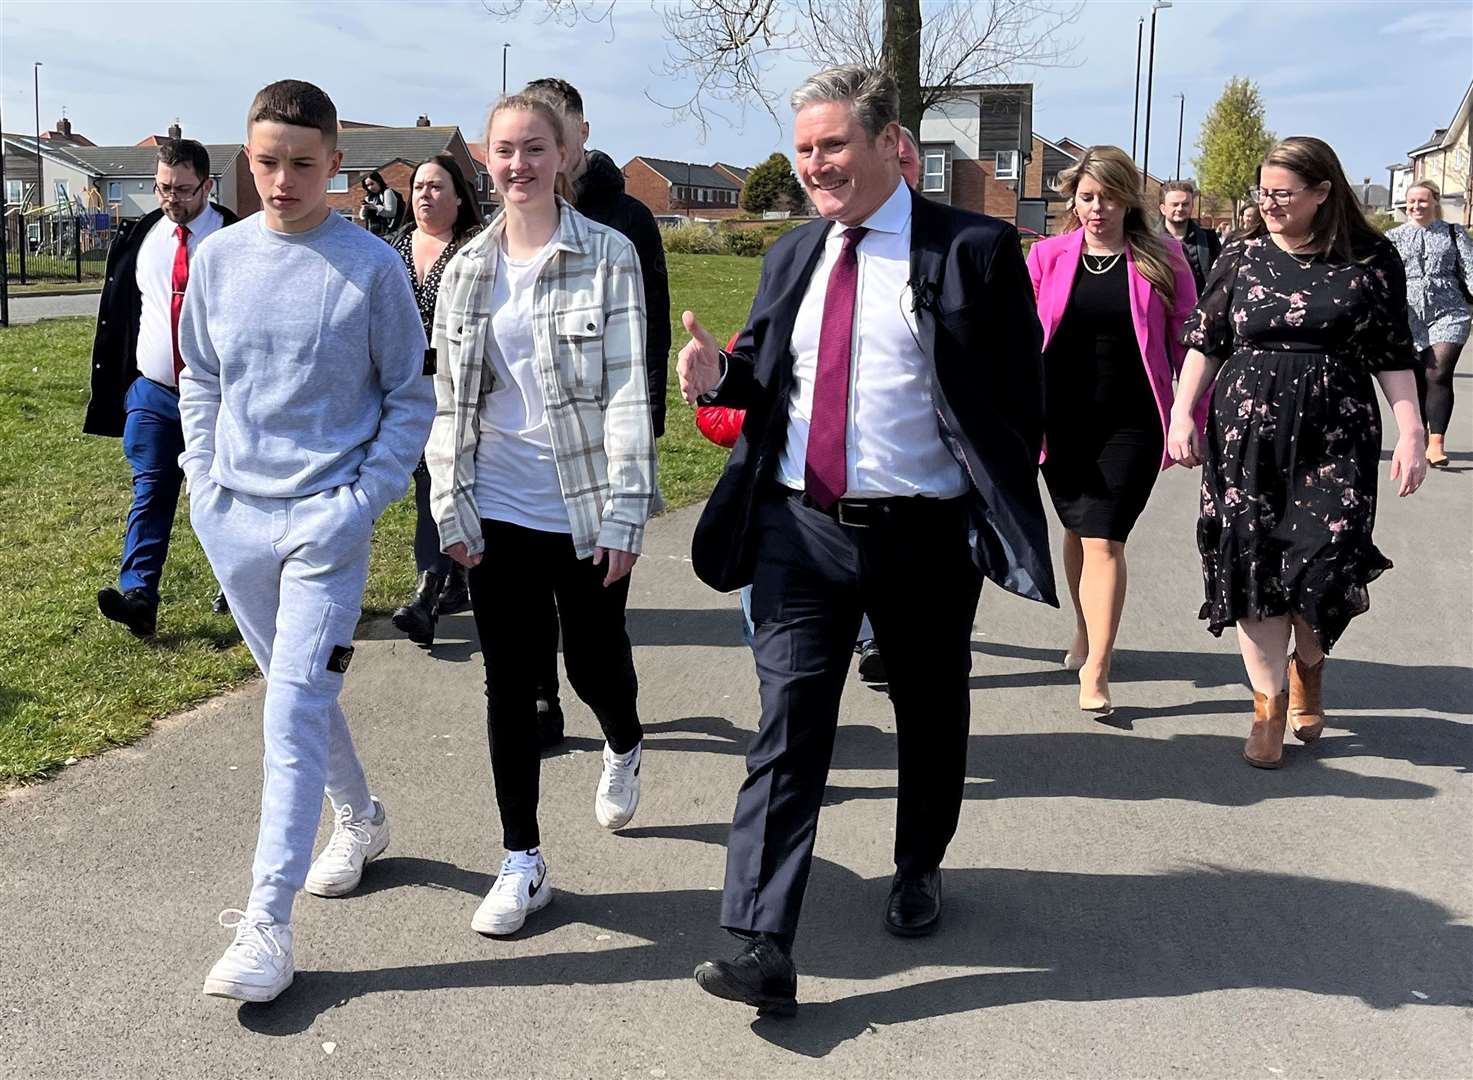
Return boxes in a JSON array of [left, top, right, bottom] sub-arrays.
[[782, 485, 964, 528]]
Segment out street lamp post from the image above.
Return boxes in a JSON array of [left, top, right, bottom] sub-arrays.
[[34, 62, 45, 213], [501, 43, 511, 95], [1174, 92, 1185, 180], [1131, 18, 1143, 164], [1140, 2, 1171, 191]]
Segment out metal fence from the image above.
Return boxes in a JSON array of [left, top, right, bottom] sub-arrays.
[[4, 213, 109, 285]]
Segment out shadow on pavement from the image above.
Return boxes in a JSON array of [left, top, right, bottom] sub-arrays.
[[971, 641, 1473, 716], [639, 714, 1450, 806], [237, 822, 1473, 1053]]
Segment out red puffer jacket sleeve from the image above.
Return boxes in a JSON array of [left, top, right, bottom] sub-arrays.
[[696, 405, 745, 449]]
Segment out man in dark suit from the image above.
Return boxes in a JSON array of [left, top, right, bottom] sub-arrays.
[[1160, 180, 1221, 295], [84, 139, 237, 635], [678, 65, 1057, 1016]]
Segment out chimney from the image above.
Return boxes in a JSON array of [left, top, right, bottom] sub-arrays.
[[416, 115, 431, 127], [168, 120, 182, 140], [58, 117, 72, 137]]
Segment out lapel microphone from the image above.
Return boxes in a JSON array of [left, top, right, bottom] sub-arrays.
[[908, 277, 940, 315]]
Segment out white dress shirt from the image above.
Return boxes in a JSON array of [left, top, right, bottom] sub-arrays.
[[136, 203, 224, 386], [777, 179, 967, 498]]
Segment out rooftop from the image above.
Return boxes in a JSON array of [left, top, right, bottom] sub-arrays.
[[632, 156, 741, 189]]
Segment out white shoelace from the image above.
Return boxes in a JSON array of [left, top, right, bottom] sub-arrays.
[[322, 803, 373, 861], [602, 748, 638, 796], [492, 853, 539, 896], [218, 909, 284, 962]]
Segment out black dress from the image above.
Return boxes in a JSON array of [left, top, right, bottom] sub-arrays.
[[1181, 235, 1416, 653], [1042, 253, 1164, 541]]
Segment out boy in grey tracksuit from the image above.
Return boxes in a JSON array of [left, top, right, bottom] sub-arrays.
[[179, 79, 434, 1003]]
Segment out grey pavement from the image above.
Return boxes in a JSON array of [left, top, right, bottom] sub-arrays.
[[4, 290, 102, 325], [2, 394, 1471, 1079]]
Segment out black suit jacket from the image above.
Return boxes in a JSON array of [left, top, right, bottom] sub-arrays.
[[691, 187, 1058, 607], [83, 203, 240, 437]]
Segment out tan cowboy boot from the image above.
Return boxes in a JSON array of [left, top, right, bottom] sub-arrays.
[[1244, 691, 1288, 769], [1288, 654, 1326, 743]]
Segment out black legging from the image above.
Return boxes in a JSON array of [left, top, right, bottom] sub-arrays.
[[1422, 342, 1463, 436], [413, 460, 451, 576]]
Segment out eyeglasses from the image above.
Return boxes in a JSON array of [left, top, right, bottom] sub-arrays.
[[154, 181, 205, 200], [1249, 186, 1310, 206]]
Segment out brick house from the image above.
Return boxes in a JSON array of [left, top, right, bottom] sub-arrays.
[[326, 119, 495, 223], [917, 84, 1036, 225], [623, 157, 746, 219]]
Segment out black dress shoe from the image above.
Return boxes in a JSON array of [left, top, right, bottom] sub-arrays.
[[884, 868, 942, 937], [694, 934, 797, 1017], [211, 589, 230, 615], [98, 587, 158, 638], [436, 565, 470, 615], [391, 571, 444, 646], [856, 639, 886, 683], [537, 698, 566, 749]]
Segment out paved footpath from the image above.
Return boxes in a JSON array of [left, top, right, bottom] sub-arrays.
[[2, 396, 1471, 1079], [4, 290, 102, 325]]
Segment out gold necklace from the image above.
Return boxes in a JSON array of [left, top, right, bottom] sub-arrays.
[[1082, 251, 1122, 275]]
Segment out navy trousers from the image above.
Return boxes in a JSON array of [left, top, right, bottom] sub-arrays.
[[721, 488, 983, 940], [119, 376, 185, 598]]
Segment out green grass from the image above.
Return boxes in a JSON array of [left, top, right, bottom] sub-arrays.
[[0, 252, 760, 782], [7, 281, 103, 296]]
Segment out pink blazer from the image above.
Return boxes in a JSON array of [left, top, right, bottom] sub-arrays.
[[1026, 229, 1206, 470]]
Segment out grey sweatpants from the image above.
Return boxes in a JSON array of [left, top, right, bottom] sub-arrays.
[[191, 480, 375, 925]]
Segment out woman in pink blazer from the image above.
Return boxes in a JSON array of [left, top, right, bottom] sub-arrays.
[[1026, 145, 1200, 715]]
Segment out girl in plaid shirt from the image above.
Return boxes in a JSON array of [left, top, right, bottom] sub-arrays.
[[425, 94, 655, 937]]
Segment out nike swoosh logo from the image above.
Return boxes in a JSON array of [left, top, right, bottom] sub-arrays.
[[528, 870, 544, 898]]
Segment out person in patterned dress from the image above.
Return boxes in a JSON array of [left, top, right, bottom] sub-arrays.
[[388, 155, 483, 646], [1167, 136, 1427, 769], [1387, 179, 1473, 468]]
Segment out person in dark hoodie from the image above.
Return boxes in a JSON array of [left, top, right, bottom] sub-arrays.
[[525, 77, 672, 747]]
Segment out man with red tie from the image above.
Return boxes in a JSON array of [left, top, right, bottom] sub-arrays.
[[679, 66, 1056, 1016], [85, 139, 236, 636]]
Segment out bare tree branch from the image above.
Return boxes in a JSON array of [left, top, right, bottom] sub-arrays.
[[483, 0, 1082, 138]]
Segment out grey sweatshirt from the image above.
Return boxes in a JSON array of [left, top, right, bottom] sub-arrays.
[[177, 211, 433, 519]]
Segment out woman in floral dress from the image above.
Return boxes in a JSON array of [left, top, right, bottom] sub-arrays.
[[1167, 137, 1427, 769]]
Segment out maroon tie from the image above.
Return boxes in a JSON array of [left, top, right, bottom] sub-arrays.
[[171, 224, 191, 383], [804, 226, 867, 508]]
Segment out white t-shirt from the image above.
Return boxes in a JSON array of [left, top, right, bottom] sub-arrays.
[[473, 240, 570, 534], [136, 204, 225, 386]]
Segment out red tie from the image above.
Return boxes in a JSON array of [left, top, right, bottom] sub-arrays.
[[804, 226, 867, 508], [171, 224, 191, 383]]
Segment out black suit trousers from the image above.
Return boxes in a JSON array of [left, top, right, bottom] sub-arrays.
[[720, 488, 984, 939]]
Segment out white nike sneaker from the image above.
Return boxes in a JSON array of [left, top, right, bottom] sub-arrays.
[[304, 799, 390, 897], [595, 741, 642, 830], [471, 850, 551, 936], [202, 909, 294, 1002]]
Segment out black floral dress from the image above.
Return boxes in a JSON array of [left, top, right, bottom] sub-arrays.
[[1180, 235, 1416, 652]]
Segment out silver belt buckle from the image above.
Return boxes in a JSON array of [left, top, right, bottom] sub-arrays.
[[835, 500, 871, 528]]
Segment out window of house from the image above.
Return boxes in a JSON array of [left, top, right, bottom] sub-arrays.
[[106, 180, 123, 204], [923, 151, 948, 193], [995, 150, 1020, 181], [5, 179, 23, 206], [327, 173, 350, 193], [54, 179, 70, 205]]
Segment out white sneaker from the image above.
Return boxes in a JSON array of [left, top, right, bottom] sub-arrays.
[[304, 798, 390, 897], [471, 850, 552, 936], [595, 741, 642, 830], [202, 909, 294, 1002]]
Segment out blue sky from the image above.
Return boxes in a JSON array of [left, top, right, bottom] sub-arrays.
[[2, 0, 1469, 188]]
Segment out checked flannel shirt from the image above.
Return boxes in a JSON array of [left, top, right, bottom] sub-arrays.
[[426, 198, 655, 560]]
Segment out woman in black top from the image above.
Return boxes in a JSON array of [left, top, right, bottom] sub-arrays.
[[1170, 136, 1426, 769], [360, 170, 406, 237], [1027, 146, 1198, 715], [389, 154, 483, 646]]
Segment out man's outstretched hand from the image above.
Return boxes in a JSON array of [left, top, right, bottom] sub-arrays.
[[677, 310, 722, 405]]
